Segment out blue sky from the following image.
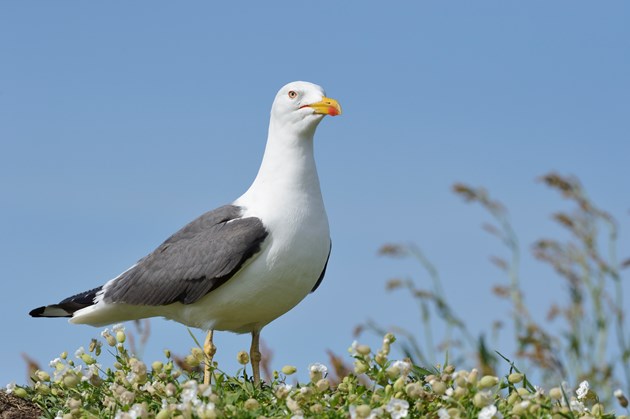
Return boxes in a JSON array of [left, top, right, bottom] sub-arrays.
[[1, 1, 629, 390]]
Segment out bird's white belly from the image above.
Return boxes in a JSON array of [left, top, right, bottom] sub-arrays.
[[165, 226, 329, 333]]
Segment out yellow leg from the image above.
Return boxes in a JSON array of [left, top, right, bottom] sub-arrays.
[[250, 330, 261, 385], [203, 330, 216, 385]]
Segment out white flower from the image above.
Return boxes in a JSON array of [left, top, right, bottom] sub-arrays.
[[349, 340, 359, 356], [139, 382, 154, 393], [54, 411, 64, 419], [275, 383, 293, 399], [385, 398, 409, 419], [614, 389, 624, 398], [126, 372, 138, 384], [201, 384, 212, 397], [478, 404, 503, 419], [437, 408, 451, 419], [570, 398, 585, 413], [112, 323, 125, 332], [195, 402, 216, 417], [180, 380, 200, 406], [388, 360, 412, 378], [128, 403, 148, 419], [5, 382, 16, 394], [81, 363, 101, 382], [49, 358, 63, 368], [576, 380, 590, 400], [74, 346, 85, 358], [309, 362, 328, 382], [309, 362, 328, 374]]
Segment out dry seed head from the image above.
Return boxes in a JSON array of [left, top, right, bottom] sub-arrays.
[[236, 351, 249, 365], [281, 365, 297, 375], [507, 373, 523, 384], [316, 378, 330, 392], [478, 375, 499, 389], [35, 370, 50, 382], [473, 391, 492, 408], [453, 386, 467, 399], [310, 403, 323, 414], [244, 398, 259, 410], [615, 389, 629, 408], [430, 380, 447, 395], [354, 360, 369, 375], [356, 344, 371, 355], [511, 401, 530, 415], [405, 382, 423, 399], [355, 404, 372, 418]]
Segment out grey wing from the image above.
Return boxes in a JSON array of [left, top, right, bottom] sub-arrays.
[[103, 205, 269, 306]]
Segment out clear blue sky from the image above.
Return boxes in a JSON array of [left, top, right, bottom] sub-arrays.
[[1, 1, 629, 389]]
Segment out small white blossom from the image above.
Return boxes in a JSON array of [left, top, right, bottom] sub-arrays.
[[614, 389, 625, 398], [275, 383, 293, 399], [126, 372, 138, 384], [478, 404, 503, 419], [576, 380, 589, 400], [74, 346, 85, 358], [349, 340, 359, 355], [49, 358, 62, 368], [309, 362, 328, 374], [385, 398, 409, 419], [180, 380, 201, 406], [112, 323, 125, 332], [81, 363, 101, 382], [5, 382, 16, 394], [570, 398, 585, 413], [128, 403, 148, 419], [437, 408, 451, 419], [388, 360, 412, 378], [309, 362, 328, 382], [195, 402, 216, 417]]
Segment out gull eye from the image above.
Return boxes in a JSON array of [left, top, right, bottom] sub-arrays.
[[288, 90, 298, 99]]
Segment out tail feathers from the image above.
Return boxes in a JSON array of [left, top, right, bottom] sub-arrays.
[[29, 286, 103, 318]]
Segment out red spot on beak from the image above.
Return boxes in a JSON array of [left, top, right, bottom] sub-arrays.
[[327, 106, 340, 116]]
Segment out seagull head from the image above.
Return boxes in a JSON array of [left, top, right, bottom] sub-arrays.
[[270, 81, 342, 135]]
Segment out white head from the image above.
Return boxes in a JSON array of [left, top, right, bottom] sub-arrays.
[[270, 81, 342, 136]]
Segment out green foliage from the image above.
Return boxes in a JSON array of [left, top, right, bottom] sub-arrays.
[[6, 327, 628, 417]]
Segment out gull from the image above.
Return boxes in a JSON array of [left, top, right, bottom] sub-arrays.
[[29, 81, 342, 385]]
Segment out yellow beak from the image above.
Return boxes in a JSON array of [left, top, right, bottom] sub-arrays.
[[305, 97, 342, 116]]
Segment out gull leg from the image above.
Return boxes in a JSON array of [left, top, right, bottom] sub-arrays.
[[250, 330, 261, 385], [203, 330, 216, 385]]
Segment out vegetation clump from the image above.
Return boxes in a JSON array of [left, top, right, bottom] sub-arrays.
[[5, 325, 629, 418]]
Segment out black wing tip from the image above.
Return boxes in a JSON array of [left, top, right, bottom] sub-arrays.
[[29, 306, 46, 317], [29, 305, 72, 318]]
